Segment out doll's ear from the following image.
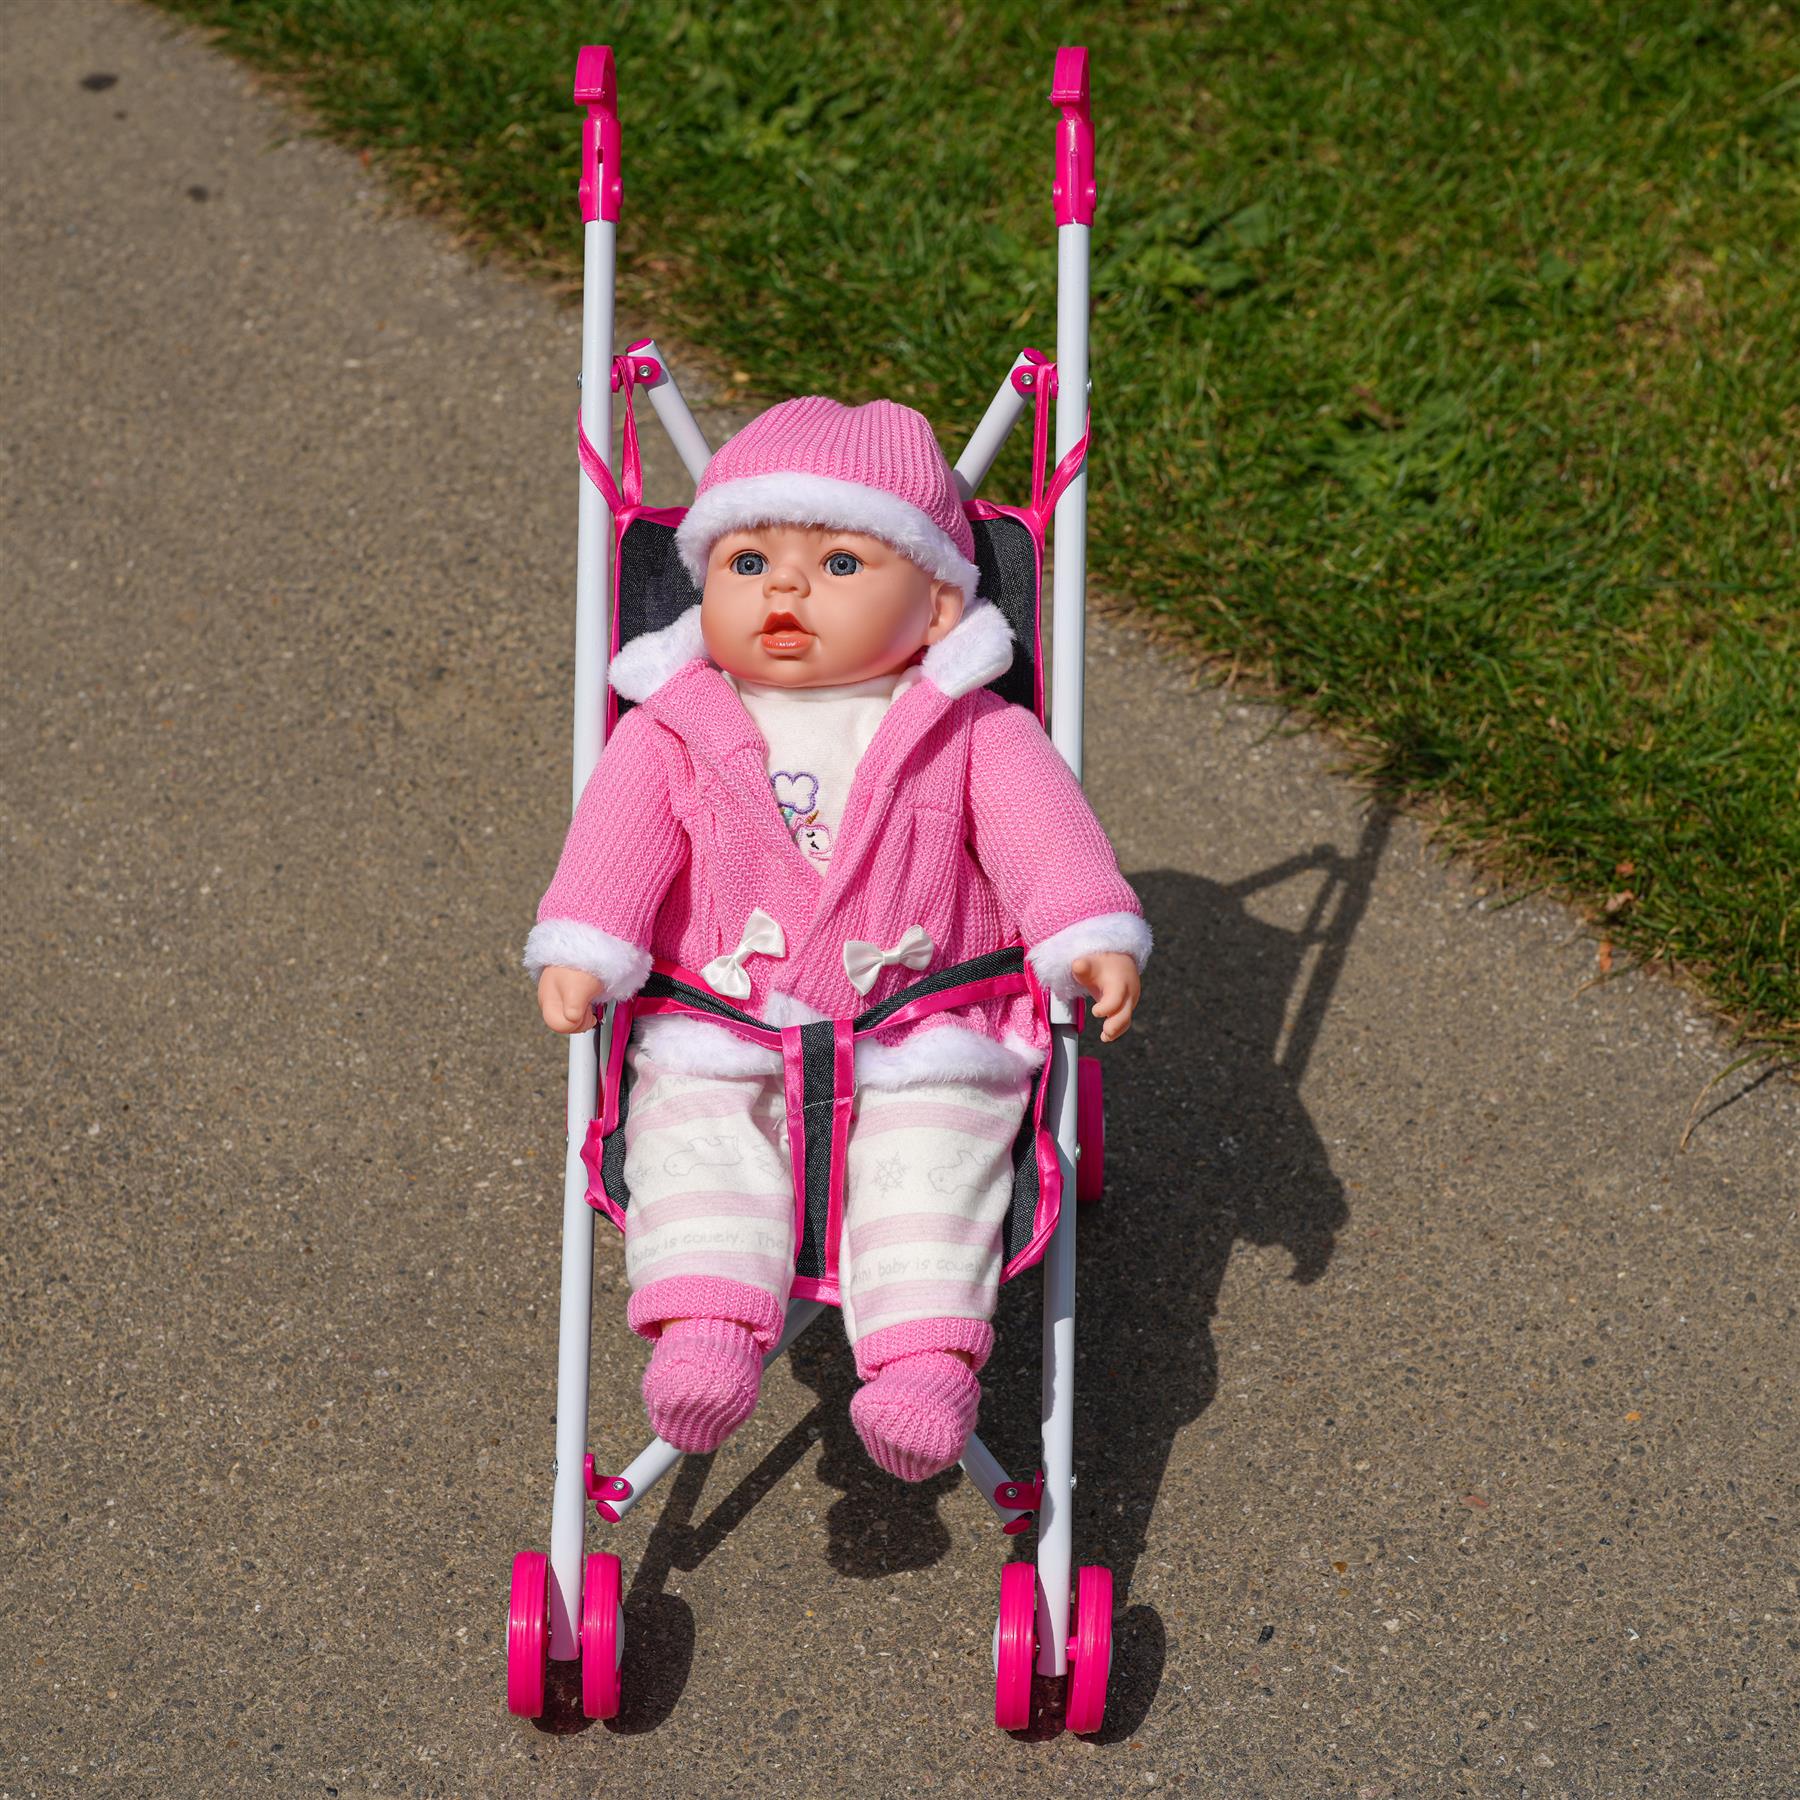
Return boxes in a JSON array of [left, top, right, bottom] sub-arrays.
[[921, 577, 965, 645]]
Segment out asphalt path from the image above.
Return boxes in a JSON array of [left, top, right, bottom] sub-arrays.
[[3, 5, 1796, 1795]]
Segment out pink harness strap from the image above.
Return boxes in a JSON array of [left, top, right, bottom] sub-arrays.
[[613, 951, 1038, 1289], [575, 352, 649, 521], [824, 1018, 856, 1287]]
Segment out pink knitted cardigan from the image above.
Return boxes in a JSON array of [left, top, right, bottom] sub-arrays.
[[525, 601, 1150, 1087]]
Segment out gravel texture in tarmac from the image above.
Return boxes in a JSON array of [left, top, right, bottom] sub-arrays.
[[2, 5, 1796, 1796]]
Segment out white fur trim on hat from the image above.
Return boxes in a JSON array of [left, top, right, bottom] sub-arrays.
[[674, 472, 982, 609]]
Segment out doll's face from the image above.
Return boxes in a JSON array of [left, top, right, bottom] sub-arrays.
[[700, 525, 963, 687]]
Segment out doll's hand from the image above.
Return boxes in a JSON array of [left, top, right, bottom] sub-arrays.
[[538, 966, 605, 1034], [1071, 951, 1141, 1043]]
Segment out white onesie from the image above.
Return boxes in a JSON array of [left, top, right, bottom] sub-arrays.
[[725, 665, 922, 865]]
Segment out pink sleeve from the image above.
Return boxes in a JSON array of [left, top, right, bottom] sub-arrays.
[[522, 708, 689, 999], [965, 697, 1151, 1000]]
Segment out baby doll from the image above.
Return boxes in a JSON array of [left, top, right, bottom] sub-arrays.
[[526, 395, 1149, 1482]]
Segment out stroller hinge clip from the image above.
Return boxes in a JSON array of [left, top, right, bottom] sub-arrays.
[[995, 1468, 1045, 1514], [584, 1453, 634, 1523]]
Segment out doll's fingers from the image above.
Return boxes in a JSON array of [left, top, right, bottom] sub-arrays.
[[1089, 983, 1128, 1036], [543, 992, 592, 1033], [553, 977, 600, 1029], [1099, 990, 1137, 1041]]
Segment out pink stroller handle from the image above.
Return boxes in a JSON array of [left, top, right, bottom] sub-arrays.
[[574, 45, 622, 223], [1050, 47, 1095, 226]]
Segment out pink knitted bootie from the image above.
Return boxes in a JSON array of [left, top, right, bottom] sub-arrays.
[[849, 1350, 982, 1483], [641, 1316, 764, 1453]]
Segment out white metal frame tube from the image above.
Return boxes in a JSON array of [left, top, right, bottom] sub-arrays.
[[546, 211, 617, 1660], [606, 1435, 684, 1521], [1047, 227, 1089, 785], [626, 336, 713, 487], [952, 350, 1039, 499], [1035, 212, 1091, 1677]]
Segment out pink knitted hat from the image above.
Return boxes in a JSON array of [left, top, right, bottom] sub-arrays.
[[674, 396, 982, 608]]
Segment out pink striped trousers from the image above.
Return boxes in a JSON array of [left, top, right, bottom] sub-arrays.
[[620, 1048, 1031, 1345]]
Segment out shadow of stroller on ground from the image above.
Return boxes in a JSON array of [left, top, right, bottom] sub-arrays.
[[988, 806, 1390, 1739], [605, 808, 1391, 1736]]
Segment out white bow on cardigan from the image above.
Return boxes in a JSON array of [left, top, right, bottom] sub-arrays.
[[700, 908, 786, 999], [842, 924, 934, 997]]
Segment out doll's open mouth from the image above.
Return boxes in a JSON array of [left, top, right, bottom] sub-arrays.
[[759, 611, 814, 657]]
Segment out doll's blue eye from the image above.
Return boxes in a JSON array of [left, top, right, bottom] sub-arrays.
[[824, 552, 862, 577], [730, 551, 767, 576]]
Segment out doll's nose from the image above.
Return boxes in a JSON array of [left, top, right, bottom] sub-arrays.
[[765, 559, 809, 596]]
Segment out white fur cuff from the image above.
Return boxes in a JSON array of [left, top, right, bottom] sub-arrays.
[[523, 918, 654, 999], [1028, 911, 1153, 1002]]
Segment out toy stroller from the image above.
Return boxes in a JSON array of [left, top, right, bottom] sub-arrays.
[[507, 42, 1114, 1734]]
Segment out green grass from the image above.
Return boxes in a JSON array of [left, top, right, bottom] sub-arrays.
[[157, 0, 1800, 1048]]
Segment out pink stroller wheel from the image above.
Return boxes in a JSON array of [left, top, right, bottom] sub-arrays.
[[1076, 1055, 1104, 1203], [1063, 1563, 1113, 1734], [579, 1551, 624, 1720], [505, 1550, 550, 1718], [993, 1561, 1037, 1730]]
